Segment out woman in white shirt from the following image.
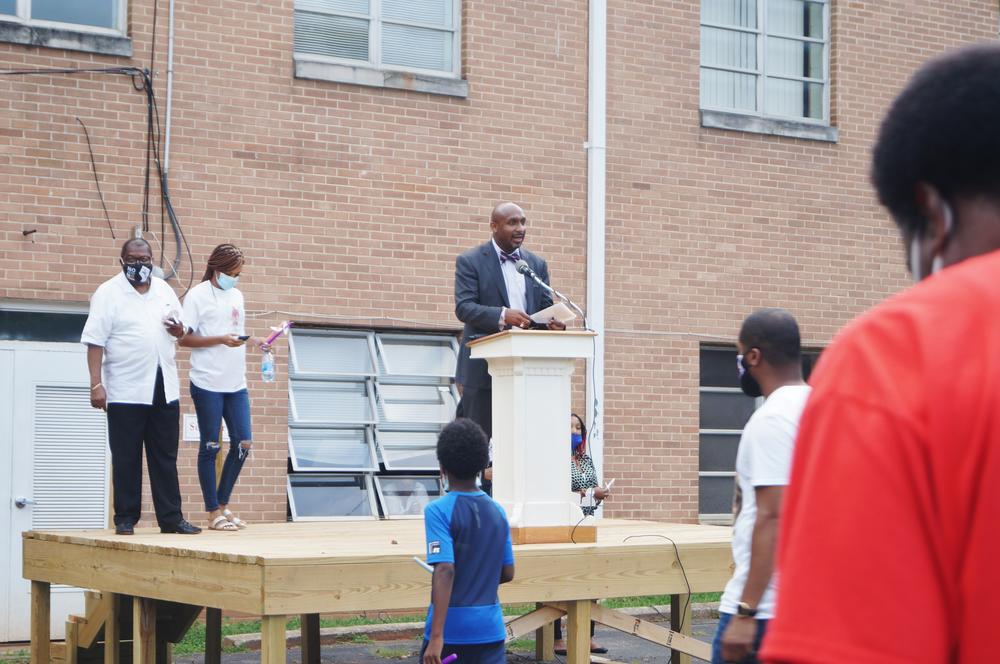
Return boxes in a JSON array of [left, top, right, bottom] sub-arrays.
[[180, 244, 265, 531]]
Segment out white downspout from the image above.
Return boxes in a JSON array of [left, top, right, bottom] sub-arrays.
[[163, 0, 177, 175], [586, 0, 607, 485]]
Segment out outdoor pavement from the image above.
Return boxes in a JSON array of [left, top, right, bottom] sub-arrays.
[[173, 617, 720, 664]]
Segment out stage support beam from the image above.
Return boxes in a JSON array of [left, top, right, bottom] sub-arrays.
[[534, 603, 556, 661], [133, 598, 156, 664], [670, 594, 693, 664], [31, 581, 50, 664], [260, 615, 287, 664], [566, 599, 592, 664], [104, 593, 120, 664], [204, 608, 222, 664], [301, 613, 321, 664]]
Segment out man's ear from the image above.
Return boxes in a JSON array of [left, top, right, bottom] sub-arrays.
[[914, 182, 952, 256], [744, 347, 762, 367]]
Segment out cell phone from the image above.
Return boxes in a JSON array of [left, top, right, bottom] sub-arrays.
[[237, 335, 250, 341]]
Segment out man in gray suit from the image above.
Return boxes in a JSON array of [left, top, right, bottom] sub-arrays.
[[454, 202, 565, 458]]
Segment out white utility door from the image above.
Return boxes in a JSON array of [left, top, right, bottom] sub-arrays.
[[1, 344, 109, 642]]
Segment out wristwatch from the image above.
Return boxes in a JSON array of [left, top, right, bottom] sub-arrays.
[[736, 602, 758, 618]]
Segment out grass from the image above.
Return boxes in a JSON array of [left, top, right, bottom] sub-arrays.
[[0, 650, 29, 664], [373, 646, 411, 658], [173, 593, 723, 655], [506, 638, 535, 652]]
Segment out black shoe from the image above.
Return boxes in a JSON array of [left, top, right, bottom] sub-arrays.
[[160, 519, 202, 535], [115, 522, 135, 535]]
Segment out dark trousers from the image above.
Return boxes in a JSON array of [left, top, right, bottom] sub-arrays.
[[106, 369, 184, 527], [456, 386, 493, 495]]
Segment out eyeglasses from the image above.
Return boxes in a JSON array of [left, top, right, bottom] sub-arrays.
[[122, 257, 153, 266]]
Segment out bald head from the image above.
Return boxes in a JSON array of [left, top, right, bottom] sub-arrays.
[[490, 201, 527, 252]]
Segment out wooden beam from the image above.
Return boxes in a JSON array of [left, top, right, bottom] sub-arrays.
[[534, 603, 555, 662], [31, 581, 51, 664], [132, 598, 156, 664], [589, 603, 710, 662], [670, 594, 694, 664], [503, 605, 564, 641], [565, 600, 591, 664], [203, 609, 221, 664], [103, 594, 119, 664], [78, 593, 111, 648], [301, 614, 321, 664], [260, 616, 287, 664], [64, 618, 80, 664]]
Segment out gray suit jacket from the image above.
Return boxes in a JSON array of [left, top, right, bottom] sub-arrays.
[[453, 241, 554, 389]]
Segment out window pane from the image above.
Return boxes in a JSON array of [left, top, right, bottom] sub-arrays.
[[767, 0, 823, 39], [699, 391, 756, 430], [295, 0, 369, 15], [294, 10, 369, 61], [0, 310, 86, 343], [377, 430, 439, 470], [766, 37, 823, 79], [377, 476, 442, 517], [378, 337, 457, 378], [289, 428, 375, 470], [290, 332, 373, 376], [382, 23, 452, 72], [699, 475, 736, 515], [382, 0, 451, 27], [32, 0, 117, 28], [700, 347, 740, 388], [699, 433, 741, 472], [701, 27, 757, 70], [701, 0, 757, 29], [764, 77, 824, 119], [290, 380, 373, 424], [0, 0, 15, 16], [378, 384, 456, 425], [289, 474, 374, 518], [700, 68, 757, 112]]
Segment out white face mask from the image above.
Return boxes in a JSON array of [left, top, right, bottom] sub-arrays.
[[909, 203, 953, 283]]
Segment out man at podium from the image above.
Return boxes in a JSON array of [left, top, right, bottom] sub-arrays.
[[453, 202, 565, 481]]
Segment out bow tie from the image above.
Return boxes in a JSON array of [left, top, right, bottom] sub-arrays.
[[500, 251, 521, 264]]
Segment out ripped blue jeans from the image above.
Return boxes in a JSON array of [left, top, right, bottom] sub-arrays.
[[190, 383, 253, 512]]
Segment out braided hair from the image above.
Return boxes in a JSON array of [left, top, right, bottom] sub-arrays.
[[201, 243, 245, 282]]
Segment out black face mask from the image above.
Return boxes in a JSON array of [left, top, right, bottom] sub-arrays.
[[739, 354, 763, 398], [122, 261, 152, 285]]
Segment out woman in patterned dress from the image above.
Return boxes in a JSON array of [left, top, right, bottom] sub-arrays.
[[554, 413, 611, 655]]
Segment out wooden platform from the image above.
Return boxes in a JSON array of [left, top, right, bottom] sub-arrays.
[[24, 519, 731, 664]]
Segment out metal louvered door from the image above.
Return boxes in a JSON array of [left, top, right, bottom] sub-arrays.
[[2, 344, 110, 642]]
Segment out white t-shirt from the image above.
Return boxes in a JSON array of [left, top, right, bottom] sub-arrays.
[[719, 384, 811, 619], [80, 273, 184, 404], [181, 280, 247, 393]]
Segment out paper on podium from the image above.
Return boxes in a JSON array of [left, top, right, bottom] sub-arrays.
[[530, 302, 576, 325]]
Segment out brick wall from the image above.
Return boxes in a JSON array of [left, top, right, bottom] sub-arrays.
[[1, 0, 995, 525]]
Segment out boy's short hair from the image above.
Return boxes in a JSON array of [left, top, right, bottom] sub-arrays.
[[437, 418, 489, 481]]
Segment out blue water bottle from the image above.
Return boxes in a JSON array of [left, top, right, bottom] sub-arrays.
[[261, 349, 276, 383]]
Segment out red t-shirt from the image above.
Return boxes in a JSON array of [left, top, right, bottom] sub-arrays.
[[762, 249, 1000, 664]]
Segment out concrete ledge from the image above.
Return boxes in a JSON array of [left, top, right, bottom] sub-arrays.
[[294, 58, 468, 98], [701, 109, 838, 143], [225, 603, 720, 650], [0, 20, 132, 57]]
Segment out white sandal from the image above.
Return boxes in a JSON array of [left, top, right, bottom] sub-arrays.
[[222, 509, 248, 529], [209, 515, 239, 531]]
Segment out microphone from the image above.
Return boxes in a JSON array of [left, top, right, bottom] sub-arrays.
[[515, 259, 587, 325]]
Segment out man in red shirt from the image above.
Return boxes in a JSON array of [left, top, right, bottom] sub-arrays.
[[762, 44, 1000, 664]]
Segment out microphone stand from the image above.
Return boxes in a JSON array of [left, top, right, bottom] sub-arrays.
[[517, 262, 589, 330]]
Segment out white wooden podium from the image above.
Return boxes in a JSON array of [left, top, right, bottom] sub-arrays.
[[468, 329, 597, 544]]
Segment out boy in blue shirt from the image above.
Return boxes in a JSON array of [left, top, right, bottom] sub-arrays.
[[422, 418, 515, 664]]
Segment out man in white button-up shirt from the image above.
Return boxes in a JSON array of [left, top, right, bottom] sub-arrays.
[[81, 238, 201, 535]]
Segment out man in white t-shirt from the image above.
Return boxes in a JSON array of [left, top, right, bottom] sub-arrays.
[[713, 308, 811, 664], [81, 238, 201, 536]]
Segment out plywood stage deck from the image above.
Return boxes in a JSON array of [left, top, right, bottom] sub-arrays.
[[24, 519, 731, 664]]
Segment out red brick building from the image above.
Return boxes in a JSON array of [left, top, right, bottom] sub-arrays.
[[1, 3, 996, 621]]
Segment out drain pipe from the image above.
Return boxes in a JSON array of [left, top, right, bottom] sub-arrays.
[[585, 0, 607, 482], [163, 0, 176, 175]]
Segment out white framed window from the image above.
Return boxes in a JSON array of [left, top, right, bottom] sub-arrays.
[[293, 0, 461, 78], [287, 328, 459, 520], [287, 474, 378, 520], [0, 0, 127, 35], [374, 476, 443, 519], [700, 0, 829, 124]]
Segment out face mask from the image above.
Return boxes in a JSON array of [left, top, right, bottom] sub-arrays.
[[216, 272, 239, 291], [737, 353, 763, 398], [571, 433, 584, 450], [122, 261, 151, 285], [909, 203, 953, 283]]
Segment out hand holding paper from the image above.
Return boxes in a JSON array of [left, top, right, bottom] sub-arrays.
[[529, 302, 576, 326]]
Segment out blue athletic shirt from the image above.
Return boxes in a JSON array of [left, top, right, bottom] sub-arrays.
[[423, 489, 515, 644]]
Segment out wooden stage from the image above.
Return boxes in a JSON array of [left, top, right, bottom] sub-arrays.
[[24, 519, 731, 664]]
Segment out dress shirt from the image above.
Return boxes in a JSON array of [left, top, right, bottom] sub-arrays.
[[81, 272, 184, 404], [492, 239, 527, 330]]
